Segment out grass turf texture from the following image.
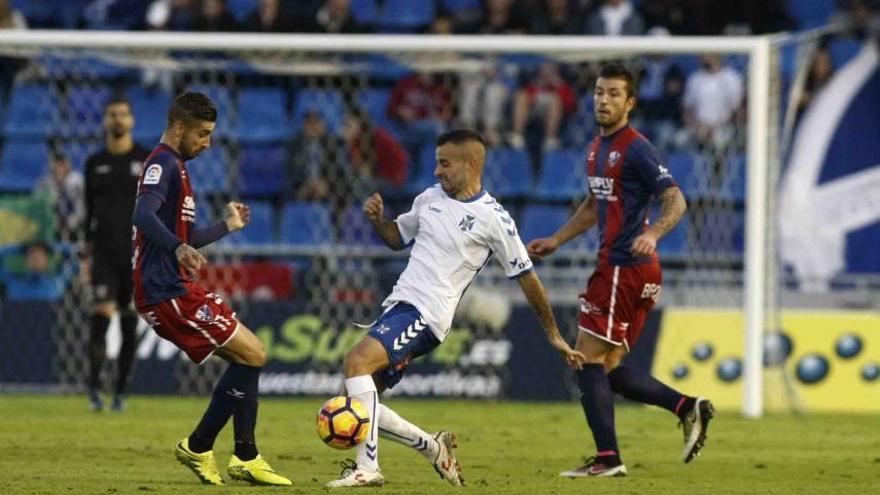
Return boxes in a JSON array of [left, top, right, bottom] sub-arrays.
[[1, 395, 878, 494]]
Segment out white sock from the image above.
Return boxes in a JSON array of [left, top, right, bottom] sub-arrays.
[[377, 404, 439, 461], [345, 376, 380, 472]]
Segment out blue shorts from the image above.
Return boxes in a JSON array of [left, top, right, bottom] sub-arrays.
[[368, 303, 440, 388]]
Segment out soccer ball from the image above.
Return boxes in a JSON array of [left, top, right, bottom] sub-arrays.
[[316, 396, 370, 450]]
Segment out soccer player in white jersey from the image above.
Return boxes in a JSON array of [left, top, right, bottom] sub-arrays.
[[326, 129, 587, 488]]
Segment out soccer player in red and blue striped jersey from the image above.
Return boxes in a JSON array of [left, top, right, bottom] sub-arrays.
[[131, 92, 290, 486], [528, 64, 715, 477]]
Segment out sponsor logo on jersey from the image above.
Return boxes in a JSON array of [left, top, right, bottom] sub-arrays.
[[588, 176, 617, 201], [195, 304, 213, 322], [428, 206, 442, 213], [657, 164, 672, 181], [143, 164, 162, 185], [509, 258, 530, 270], [608, 150, 621, 167], [182, 195, 196, 223]]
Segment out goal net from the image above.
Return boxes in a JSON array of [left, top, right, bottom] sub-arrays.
[[0, 31, 794, 415]]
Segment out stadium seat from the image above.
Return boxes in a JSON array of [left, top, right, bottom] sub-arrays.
[[280, 201, 335, 245], [518, 204, 570, 246], [375, 0, 435, 32], [64, 85, 112, 138], [0, 139, 49, 192], [663, 150, 700, 199], [227, 0, 259, 22], [291, 89, 345, 135], [786, 0, 835, 29], [127, 86, 172, 143], [235, 87, 290, 143], [350, 0, 378, 25], [828, 39, 864, 68], [721, 153, 746, 203], [535, 149, 587, 201], [442, 0, 481, 13], [2, 84, 56, 138], [227, 201, 275, 245], [61, 139, 103, 172], [356, 88, 393, 131], [184, 84, 235, 137], [483, 147, 533, 199], [339, 203, 384, 246], [237, 144, 287, 197], [406, 144, 439, 194], [656, 210, 690, 259], [188, 145, 231, 195]]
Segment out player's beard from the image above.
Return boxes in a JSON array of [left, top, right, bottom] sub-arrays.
[[109, 126, 127, 140]]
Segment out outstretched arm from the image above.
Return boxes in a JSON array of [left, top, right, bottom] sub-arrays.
[[517, 271, 586, 370], [527, 195, 598, 261], [631, 186, 687, 257], [190, 202, 249, 248], [363, 192, 406, 251]]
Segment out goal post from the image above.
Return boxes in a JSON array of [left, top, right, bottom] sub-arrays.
[[0, 31, 781, 416]]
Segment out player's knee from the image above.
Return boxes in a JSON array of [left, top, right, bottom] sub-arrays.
[[249, 340, 267, 367], [342, 351, 367, 378]]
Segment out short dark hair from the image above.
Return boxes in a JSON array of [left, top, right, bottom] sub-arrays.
[[167, 91, 217, 128], [437, 128, 487, 148], [104, 95, 131, 111], [599, 63, 637, 98]]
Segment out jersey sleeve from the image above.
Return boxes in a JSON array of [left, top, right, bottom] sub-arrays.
[[487, 203, 533, 279], [137, 153, 177, 204], [629, 139, 677, 195], [394, 190, 427, 246]]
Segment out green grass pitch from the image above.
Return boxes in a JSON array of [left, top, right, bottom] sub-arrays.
[[1, 395, 878, 494]]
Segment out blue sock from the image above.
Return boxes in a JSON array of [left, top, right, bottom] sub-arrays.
[[189, 364, 259, 454], [577, 364, 619, 459], [608, 365, 693, 419], [231, 364, 261, 461]]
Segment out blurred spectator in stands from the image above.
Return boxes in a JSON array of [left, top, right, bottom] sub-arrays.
[[459, 61, 510, 147], [682, 54, 743, 153], [509, 61, 576, 152], [796, 45, 835, 120], [642, 0, 724, 35], [305, 0, 368, 33], [146, 0, 202, 31], [387, 72, 453, 167], [584, 0, 645, 35], [2, 242, 62, 302], [457, 0, 530, 33], [530, 0, 587, 35], [344, 108, 409, 194], [286, 110, 348, 209], [636, 27, 688, 149], [83, 0, 148, 29], [0, 0, 28, 104], [833, 0, 880, 39], [35, 152, 85, 243], [241, 0, 299, 31], [196, 0, 239, 31], [726, 0, 793, 34]]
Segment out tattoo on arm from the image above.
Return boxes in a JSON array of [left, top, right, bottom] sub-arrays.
[[372, 217, 405, 250], [518, 271, 559, 335], [649, 187, 687, 238]]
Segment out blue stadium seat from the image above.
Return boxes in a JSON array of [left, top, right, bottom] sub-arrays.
[[188, 145, 231, 195], [237, 144, 286, 197], [339, 203, 384, 246], [483, 147, 533, 199], [235, 87, 290, 143], [656, 209, 690, 259], [127, 86, 172, 143], [61, 139, 102, 172], [0, 139, 49, 192], [280, 201, 335, 245], [291, 89, 345, 135], [356, 88, 393, 131], [227, 201, 274, 245], [351, 0, 378, 25], [3, 84, 56, 138], [535, 149, 587, 201], [406, 144, 438, 194], [227, 0, 259, 22], [663, 150, 700, 199], [65, 85, 112, 138], [184, 84, 235, 137], [375, 0, 435, 32], [786, 0, 835, 29], [721, 153, 746, 203], [442, 0, 481, 13], [347, 54, 414, 81], [828, 39, 864, 69], [518, 204, 570, 245]]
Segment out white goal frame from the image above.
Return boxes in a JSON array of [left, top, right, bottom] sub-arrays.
[[0, 31, 775, 417]]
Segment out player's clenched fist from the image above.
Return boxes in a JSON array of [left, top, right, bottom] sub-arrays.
[[527, 237, 560, 261], [225, 201, 250, 231], [363, 193, 384, 223]]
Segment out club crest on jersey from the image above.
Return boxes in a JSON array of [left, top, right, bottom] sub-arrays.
[[143, 164, 162, 184], [459, 215, 476, 232], [375, 323, 391, 335], [608, 151, 621, 167], [195, 304, 213, 322]]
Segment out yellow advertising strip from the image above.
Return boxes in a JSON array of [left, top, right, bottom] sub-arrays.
[[653, 309, 880, 412]]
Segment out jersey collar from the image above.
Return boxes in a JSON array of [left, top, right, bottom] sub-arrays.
[[447, 188, 486, 203], [600, 123, 631, 143]]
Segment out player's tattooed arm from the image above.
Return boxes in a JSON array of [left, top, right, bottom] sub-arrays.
[[363, 192, 405, 250], [647, 186, 687, 238], [517, 271, 586, 369]]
